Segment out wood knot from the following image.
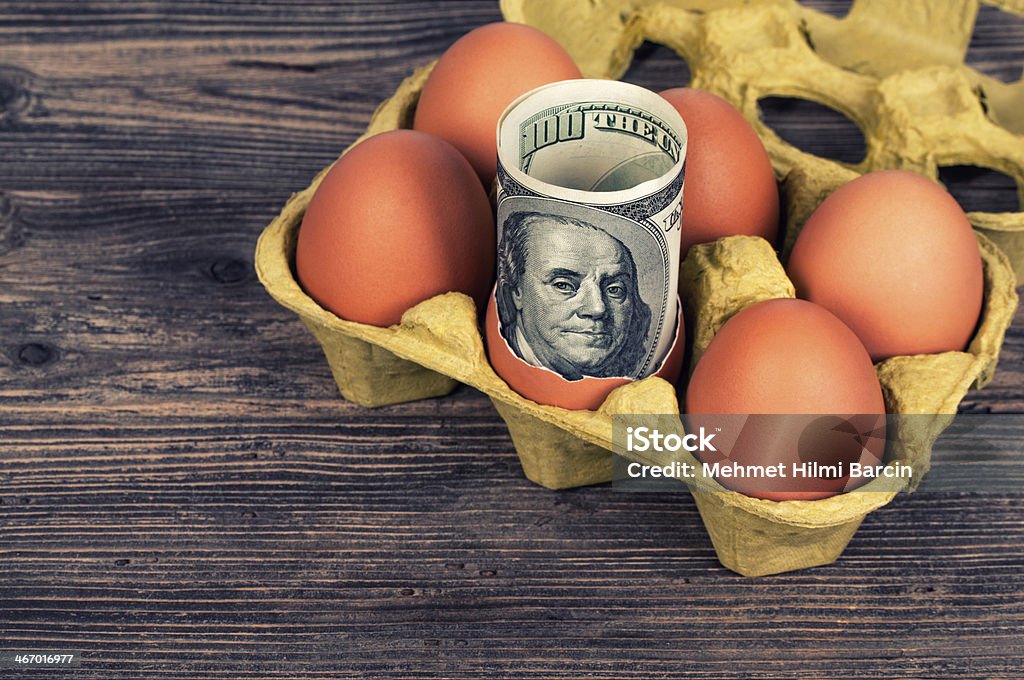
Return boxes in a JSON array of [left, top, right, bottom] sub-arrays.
[[207, 256, 250, 285], [17, 342, 56, 366], [0, 65, 40, 125]]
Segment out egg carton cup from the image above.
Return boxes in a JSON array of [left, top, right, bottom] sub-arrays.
[[675, 229, 1015, 576], [503, 0, 1024, 281], [256, 54, 1018, 574]]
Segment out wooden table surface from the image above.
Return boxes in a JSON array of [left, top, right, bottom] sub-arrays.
[[2, 1, 1023, 677]]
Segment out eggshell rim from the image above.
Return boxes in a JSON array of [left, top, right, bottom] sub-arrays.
[[484, 287, 686, 411]]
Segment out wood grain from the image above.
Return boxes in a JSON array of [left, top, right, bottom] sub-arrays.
[[1, 1, 1023, 677]]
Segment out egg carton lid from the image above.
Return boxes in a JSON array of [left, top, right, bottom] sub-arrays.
[[502, 0, 1024, 281]]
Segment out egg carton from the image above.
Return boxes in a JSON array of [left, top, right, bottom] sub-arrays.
[[255, 56, 1018, 575], [503, 0, 1024, 280]]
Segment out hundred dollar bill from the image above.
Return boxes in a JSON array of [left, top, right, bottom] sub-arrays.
[[495, 79, 687, 381]]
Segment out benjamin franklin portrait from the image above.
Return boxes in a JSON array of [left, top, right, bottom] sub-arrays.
[[496, 211, 652, 380]]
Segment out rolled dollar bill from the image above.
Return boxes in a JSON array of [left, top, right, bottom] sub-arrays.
[[495, 79, 687, 381]]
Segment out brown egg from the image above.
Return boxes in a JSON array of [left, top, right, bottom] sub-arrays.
[[414, 22, 583, 185], [486, 292, 685, 411], [659, 88, 779, 256], [787, 170, 984, 361], [295, 129, 495, 327], [685, 298, 886, 501]]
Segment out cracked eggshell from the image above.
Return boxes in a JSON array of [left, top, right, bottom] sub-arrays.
[[485, 291, 685, 411]]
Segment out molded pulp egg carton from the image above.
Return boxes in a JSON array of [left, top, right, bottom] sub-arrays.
[[256, 0, 1021, 576], [504, 0, 1024, 280]]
